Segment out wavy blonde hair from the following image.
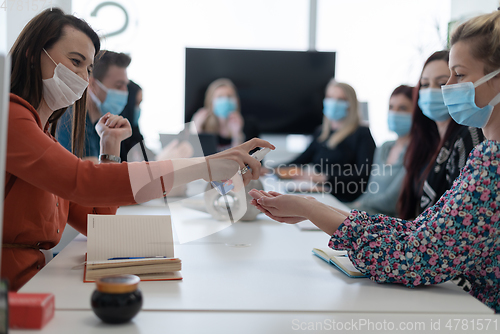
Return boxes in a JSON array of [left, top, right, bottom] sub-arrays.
[[200, 78, 242, 134], [317, 79, 360, 148], [450, 11, 500, 73]]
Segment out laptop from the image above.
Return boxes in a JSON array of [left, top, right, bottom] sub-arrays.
[[159, 133, 218, 157]]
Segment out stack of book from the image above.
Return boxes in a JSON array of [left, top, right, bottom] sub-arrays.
[[84, 215, 182, 282]]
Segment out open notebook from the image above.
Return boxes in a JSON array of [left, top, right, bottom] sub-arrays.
[[84, 215, 182, 282], [312, 247, 367, 278]]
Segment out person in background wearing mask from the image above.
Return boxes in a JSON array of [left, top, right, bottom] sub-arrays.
[[57, 50, 131, 162], [279, 79, 376, 202], [398, 51, 483, 220], [119, 80, 146, 162], [192, 78, 259, 151], [249, 11, 500, 313], [120, 81, 193, 163], [349, 85, 414, 216]]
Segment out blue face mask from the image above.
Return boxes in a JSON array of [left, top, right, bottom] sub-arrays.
[[418, 88, 450, 122], [323, 98, 348, 121], [133, 106, 141, 126], [387, 110, 412, 137], [213, 97, 237, 119], [442, 68, 500, 128], [95, 80, 129, 115]]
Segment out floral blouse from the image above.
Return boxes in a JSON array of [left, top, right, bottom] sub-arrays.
[[330, 140, 500, 313]]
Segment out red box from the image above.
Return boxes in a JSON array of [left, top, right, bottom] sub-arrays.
[[8, 292, 55, 329]]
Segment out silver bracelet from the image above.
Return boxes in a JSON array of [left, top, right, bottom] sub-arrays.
[[99, 154, 121, 163]]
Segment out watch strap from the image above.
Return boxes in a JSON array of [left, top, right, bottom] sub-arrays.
[[99, 154, 121, 163]]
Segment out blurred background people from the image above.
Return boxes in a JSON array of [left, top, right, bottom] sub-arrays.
[[278, 79, 376, 202], [192, 78, 259, 151], [119, 80, 146, 162], [350, 85, 414, 216]]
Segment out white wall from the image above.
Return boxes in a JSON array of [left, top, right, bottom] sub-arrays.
[[451, 0, 499, 21], [6, 0, 72, 50], [317, 0, 451, 145]]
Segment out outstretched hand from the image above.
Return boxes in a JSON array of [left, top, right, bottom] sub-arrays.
[[248, 189, 315, 224]]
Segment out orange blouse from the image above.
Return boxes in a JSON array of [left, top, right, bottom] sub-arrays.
[[2, 94, 138, 290]]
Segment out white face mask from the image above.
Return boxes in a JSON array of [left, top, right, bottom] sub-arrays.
[[42, 48, 89, 111]]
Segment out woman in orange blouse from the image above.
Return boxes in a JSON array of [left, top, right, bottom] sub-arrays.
[[3, 8, 273, 291]]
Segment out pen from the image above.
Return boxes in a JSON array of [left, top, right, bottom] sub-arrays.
[[107, 256, 168, 260]]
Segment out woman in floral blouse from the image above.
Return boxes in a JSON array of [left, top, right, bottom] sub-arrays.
[[249, 11, 500, 313]]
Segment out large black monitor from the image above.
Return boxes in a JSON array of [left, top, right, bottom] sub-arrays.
[[185, 48, 335, 134]]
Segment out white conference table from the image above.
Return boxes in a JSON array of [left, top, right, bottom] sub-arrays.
[[12, 310, 500, 334], [14, 178, 499, 333]]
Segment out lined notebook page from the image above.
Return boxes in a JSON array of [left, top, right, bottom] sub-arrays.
[[87, 215, 174, 262], [313, 247, 348, 258], [333, 256, 361, 274]]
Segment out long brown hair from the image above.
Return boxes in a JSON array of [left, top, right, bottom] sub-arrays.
[[397, 50, 465, 219], [9, 8, 100, 158]]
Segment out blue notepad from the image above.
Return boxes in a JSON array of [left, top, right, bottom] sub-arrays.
[[312, 247, 368, 278]]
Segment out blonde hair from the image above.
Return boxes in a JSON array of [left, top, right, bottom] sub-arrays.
[[317, 79, 360, 148], [451, 11, 500, 73], [200, 78, 242, 134]]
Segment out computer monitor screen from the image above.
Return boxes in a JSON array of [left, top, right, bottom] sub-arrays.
[[185, 48, 335, 134]]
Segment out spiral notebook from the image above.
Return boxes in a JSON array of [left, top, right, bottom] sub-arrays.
[[84, 215, 182, 282]]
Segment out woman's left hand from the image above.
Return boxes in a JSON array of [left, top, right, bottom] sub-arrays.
[[96, 113, 132, 142], [248, 189, 314, 224]]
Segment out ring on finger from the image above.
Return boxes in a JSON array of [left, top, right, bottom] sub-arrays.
[[238, 166, 249, 175]]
